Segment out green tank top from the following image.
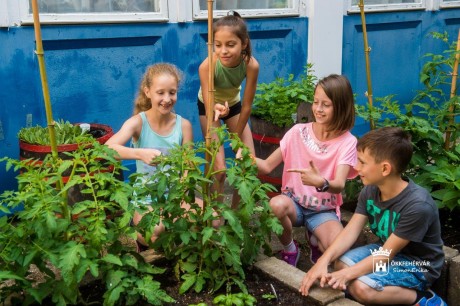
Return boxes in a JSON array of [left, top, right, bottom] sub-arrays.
[[198, 58, 247, 106]]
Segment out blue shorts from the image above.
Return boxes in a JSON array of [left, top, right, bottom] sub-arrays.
[[339, 243, 428, 291], [285, 192, 340, 233]]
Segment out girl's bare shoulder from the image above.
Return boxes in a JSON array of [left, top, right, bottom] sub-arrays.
[[246, 56, 259, 71]]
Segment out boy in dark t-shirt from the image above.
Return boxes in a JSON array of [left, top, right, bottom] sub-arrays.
[[299, 127, 446, 305]]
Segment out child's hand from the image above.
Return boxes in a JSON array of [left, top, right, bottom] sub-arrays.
[[299, 260, 329, 296], [140, 148, 162, 165], [325, 270, 349, 291], [214, 101, 229, 121], [287, 161, 323, 187]]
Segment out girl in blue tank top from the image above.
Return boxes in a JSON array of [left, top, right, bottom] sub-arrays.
[[106, 63, 193, 251]]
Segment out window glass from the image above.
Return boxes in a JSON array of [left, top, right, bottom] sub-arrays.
[[30, 0, 160, 13], [198, 0, 291, 10], [351, 0, 421, 4], [19, 0, 167, 24], [348, 0, 424, 12], [194, 0, 299, 19], [441, 0, 460, 7]]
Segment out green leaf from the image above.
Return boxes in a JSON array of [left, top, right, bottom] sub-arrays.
[[59, 242, 86, 285], [101, 254, 123, 266], [180, 274, 197, 294], [0, 271, 26, 281], [194, 274, 206, 293], [202, 227, 214, 245], [104, 284, 124, 306]]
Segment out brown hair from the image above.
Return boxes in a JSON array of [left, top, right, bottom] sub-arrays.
[[315, 74, 355, 132], [214, 11, 252, 62], [357, 127, 413, 174], [133, 63, 183, 115]]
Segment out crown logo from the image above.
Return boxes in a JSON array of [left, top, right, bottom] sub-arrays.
[[370, 246, 391, 257]]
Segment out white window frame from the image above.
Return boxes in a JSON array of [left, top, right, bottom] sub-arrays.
[[347, 0, 426, 13], [3, 0, 169, 26], [191, 0, 302, 20], [440, 0, 460, 8]]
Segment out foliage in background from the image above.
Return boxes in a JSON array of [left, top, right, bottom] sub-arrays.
[[252, 63, 317, 128], [17, 120, 91, 145], [354, 31, 460, 210], [133, 126, 283, 296], [0, 140, 174, 305]]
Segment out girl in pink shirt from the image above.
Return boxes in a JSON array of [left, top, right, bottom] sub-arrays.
[[256, 74, 358, 267]]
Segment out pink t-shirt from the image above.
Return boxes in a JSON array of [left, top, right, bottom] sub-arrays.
[[280, 122, 358, 216]]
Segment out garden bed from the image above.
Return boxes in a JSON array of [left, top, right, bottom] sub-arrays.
[[58, 260, 307, 306]]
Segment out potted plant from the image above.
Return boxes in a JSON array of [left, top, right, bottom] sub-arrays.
[[250, 63, 317, 193]]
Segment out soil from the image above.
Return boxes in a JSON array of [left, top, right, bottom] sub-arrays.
[[439, 208, 460, 251], [75, 257, 310, 306]]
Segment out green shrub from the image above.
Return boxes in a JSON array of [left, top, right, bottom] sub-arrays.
[[252, 63, 317, 128], [355, 31, 460, 210]]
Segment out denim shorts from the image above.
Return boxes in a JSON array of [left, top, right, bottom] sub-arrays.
[[285, 192, 340, 233], [339, 243, 428, 291]]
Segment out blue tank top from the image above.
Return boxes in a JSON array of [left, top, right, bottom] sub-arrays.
[[133, 112, 183, 175]]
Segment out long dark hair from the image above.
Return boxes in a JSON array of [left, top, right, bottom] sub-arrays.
[[214, 11, 252, 62]]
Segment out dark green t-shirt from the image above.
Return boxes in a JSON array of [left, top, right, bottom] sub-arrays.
[[355, 179, 444, 286]]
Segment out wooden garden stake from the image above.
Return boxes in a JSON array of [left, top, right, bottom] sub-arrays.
[[204, 0, 215, 206], [31, 0, 59, 159], [444, 29, 460, 150], [31, 0, 71, 219], [359, 0, 375, 130]]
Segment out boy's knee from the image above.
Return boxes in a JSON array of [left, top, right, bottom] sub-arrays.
[[348, 281, 377, 304]]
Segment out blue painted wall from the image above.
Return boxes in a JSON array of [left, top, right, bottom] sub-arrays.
[[1, 7, 459, 194], [342, 9, 460, 136], [0, 17, 308, 193]]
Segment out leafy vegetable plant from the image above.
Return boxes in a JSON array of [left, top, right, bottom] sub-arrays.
[[0, 139, 173, 305], [252, 63, 317, 128], [17, 119, 91, 145], [133, 126, 283, 296]]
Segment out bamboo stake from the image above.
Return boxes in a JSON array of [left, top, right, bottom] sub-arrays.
[[31, 1, 71, 222], [359, 0, 375, 130], [31, 0, 59, 158], [444, 29, 460, 150], [204, 0, 215, 206]]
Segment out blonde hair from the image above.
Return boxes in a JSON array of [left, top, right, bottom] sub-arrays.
[[133, 63, 183, 115]]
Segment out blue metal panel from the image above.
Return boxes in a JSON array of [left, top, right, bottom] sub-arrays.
[[342, 9, 460, 136], [0, 17, 308, 194]]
